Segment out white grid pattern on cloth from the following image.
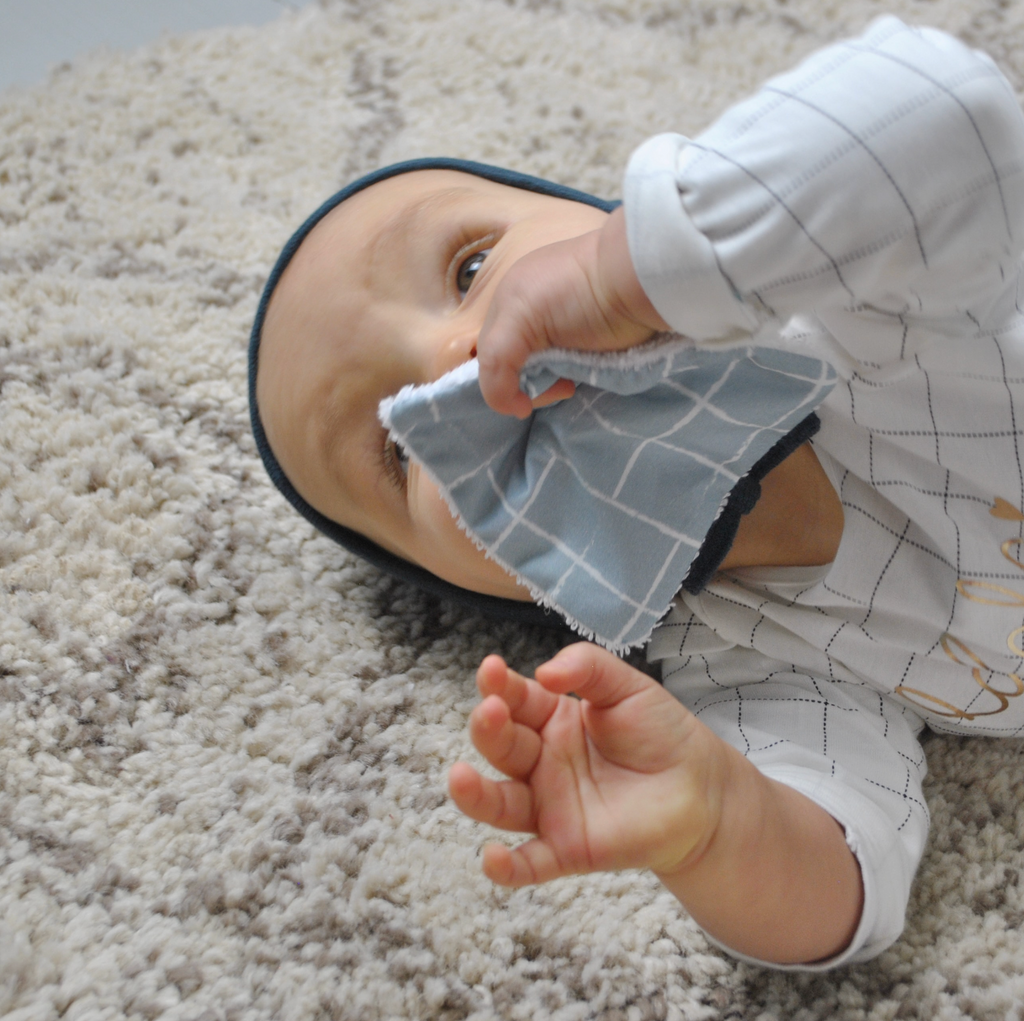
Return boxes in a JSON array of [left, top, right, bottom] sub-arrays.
[[639, 16, 1024, 966], [381, 340, 834, 650]]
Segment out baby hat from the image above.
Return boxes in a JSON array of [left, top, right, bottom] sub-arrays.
[[249, 158, 834, 638]]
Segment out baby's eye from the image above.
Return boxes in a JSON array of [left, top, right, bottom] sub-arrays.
[[383, 438, 410, 489], [456, 249, 491, 297]]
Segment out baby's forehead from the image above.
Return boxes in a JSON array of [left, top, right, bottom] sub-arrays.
[[310, 169, 508, 249], [274, 170, 517, 318]]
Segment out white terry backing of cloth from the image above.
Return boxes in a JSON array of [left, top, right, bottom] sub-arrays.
[[379, 338, 835, 650]]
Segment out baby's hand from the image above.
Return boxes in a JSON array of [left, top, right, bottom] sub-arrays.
[[477, 207, 669, 417], [448, 642, 729, 885]]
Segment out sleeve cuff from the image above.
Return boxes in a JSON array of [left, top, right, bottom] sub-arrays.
[[622, 132, 760, 342], [701, 763, 915, 971]]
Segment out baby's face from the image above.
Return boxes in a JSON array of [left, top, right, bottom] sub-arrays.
[[257, 169, 608, 599]]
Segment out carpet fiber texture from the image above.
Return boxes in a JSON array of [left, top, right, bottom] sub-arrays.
[[5, 1, 1024, 1018]]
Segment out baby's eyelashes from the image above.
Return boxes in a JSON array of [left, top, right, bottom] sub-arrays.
[[383, 438, 410, 489], [457, 249, 491, 298]]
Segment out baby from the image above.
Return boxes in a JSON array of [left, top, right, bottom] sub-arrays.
[[250, 17, 1024, 969]]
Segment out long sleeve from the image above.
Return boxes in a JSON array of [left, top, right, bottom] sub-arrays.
[[624, 17, 1024, 353], [648, 602, 930, 969]]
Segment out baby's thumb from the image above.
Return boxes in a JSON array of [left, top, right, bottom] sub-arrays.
[[476, 275, 543, 417], [477, 351, 533, 418], [535, 642, 656, 708]]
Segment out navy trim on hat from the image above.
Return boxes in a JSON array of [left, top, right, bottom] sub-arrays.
[[248, 158, 618, 629]]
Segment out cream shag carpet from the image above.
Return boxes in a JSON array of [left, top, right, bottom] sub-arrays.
[[4, 1, 1024, 1018]]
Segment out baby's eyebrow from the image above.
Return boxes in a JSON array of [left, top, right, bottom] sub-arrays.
[[369, 186, 478, 268]]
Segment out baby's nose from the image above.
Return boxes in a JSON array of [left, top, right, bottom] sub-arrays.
[[431, 332, 478, 379]]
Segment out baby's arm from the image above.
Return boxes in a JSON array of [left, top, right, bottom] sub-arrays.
[[476, 207, 668, 417], [479, 17, 1024, 412], [622, 18, 1024, 354], [449, 643, 862, 965]]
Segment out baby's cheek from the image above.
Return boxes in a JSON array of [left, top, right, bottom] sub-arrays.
[[412, 470, 461, 537], [409, 470, 529, 598], [407, 470, 476, 564]]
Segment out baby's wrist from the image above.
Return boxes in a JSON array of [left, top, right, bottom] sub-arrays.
[[596, 206, 670, 334], [651, 736, 767, 881], [642, 721, 738, 879]]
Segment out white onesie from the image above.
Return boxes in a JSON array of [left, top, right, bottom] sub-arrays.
[[630, 16, 1024, 968]]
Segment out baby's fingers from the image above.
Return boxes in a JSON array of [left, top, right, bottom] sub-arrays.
[[530, 377, 575, 409], [477, 655, 559, 732], [470, 694, 543, 779], [448, 762, 535, 833], [536, 642, 656, 707]]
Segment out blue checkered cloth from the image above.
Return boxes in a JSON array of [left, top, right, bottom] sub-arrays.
[[379, 339, 835, 650]]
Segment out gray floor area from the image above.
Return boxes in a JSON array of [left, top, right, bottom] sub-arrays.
[[0, 0, 305, 93]]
